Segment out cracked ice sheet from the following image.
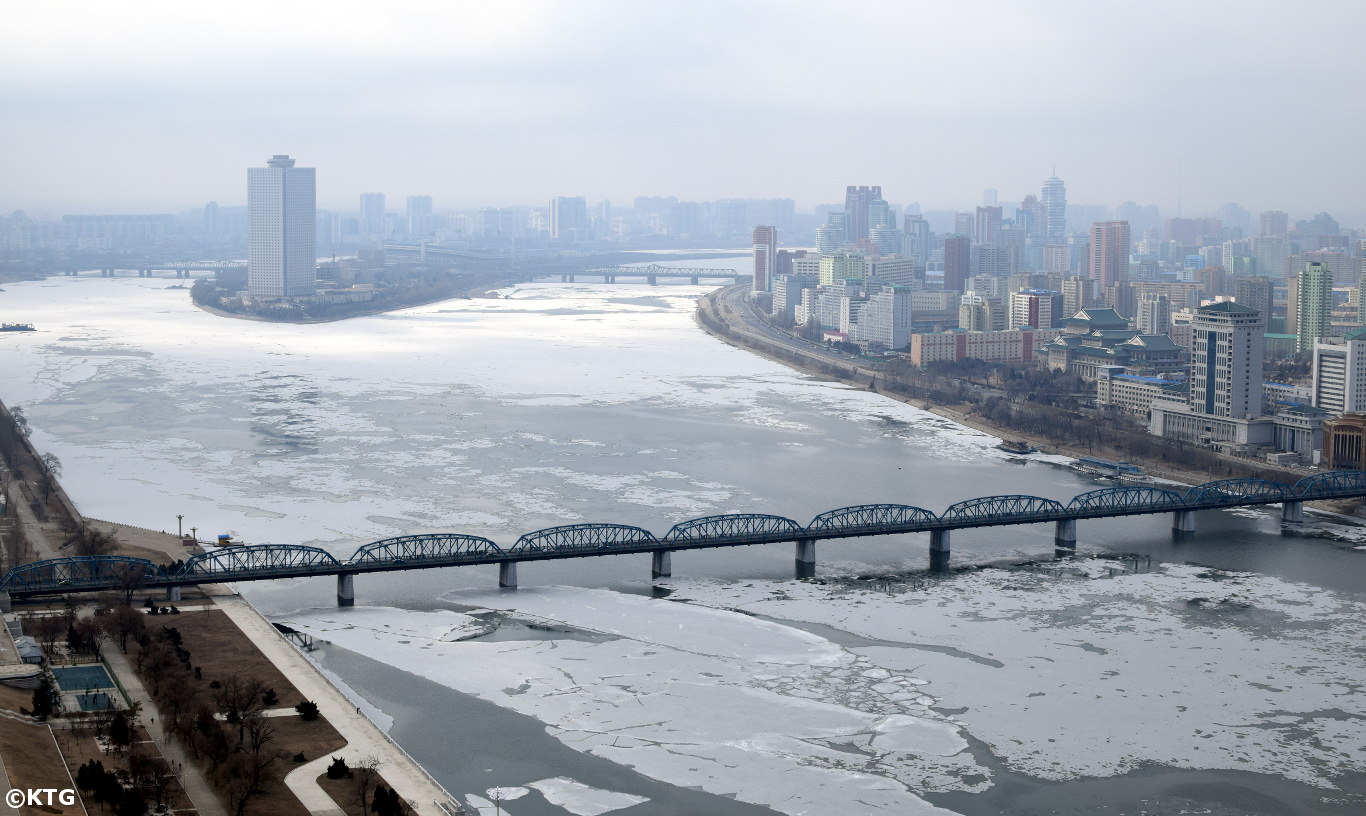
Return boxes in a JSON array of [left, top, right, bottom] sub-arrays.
[[668, 561, 1366, 788], [280, 587, 973, 815]]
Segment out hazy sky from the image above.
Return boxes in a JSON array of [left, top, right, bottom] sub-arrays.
[[4, 1, 1363, 219]]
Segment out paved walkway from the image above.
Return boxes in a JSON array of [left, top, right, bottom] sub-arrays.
[[101, 645, 228, 816], [213, 594, 464, 816]]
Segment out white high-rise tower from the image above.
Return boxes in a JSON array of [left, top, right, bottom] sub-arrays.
[[248, 155, 316, 298], [1042, 170, 1066, 240]]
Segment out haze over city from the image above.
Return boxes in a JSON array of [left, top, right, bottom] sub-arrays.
[[3, 0, 1364, 217]]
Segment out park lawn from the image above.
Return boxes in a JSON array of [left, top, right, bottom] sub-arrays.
[[317, 768, 414, 816], [239, 713, 348, 816], [143, 608, 306, 705]]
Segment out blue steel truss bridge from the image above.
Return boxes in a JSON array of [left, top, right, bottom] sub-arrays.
[[4, 471, 1363, 606]]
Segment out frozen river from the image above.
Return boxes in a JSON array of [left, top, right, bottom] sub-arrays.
[[2, 265, 1364, 815]]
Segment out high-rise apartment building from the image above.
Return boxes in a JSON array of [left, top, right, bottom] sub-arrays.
[[1042, 172, 1066, 239], [550, 196, 589, 241], [974, 206, 1002, 245], [1018, 195, 1045, 238], [818, 252, 867, 286], [1089, 221, 1131, 292], [247, 155, 316, 299], [1357, 240, 1366, 325], [902, 214, 929, 266], [1009, 289, 1064, 329], [1260, 210, 1289, 238], [942, 235, 971, 294], [1233, 276, 1272, 320], [752, 225, 777, 293], [1135, 292, 1172, 335], [360, 192, 387, 238], [1293, 261, 1333, 354], [406, 195, 433, 237], [843, 186, 881, 244], [1061, 276, 1090, 316]]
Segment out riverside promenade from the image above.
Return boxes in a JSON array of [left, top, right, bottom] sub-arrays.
[[213, 594, 464, 815], [0, 459, 465, 815]]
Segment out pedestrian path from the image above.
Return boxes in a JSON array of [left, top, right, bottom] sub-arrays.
[[101, 645, 228, 816], [213, 595, 464, 816]]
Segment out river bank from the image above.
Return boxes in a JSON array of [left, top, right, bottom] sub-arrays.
[[0, 433, 466, 814], [694, 285, 1341, 498]]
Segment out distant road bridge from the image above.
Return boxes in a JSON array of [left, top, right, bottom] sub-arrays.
[[3, 472, 1361, 606], [544, 264, 747, 285], [65, 261, 245, 278]]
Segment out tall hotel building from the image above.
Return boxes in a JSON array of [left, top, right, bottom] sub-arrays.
[[248, 155, 316, 299], [752, 226, 777, 293], [1088, 221, 1131, 294]]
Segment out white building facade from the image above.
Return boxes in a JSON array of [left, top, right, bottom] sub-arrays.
[[248, 155, 316, 299]]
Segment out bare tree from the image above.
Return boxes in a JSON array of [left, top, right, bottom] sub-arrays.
[[38, 452, 60, 503], [352, 755, 381, 816], [102, 603, 146, 652], [110, 561, 147, 605]]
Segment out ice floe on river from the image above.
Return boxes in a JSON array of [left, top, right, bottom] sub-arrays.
[[280, 559, 1366, 814], [281, 587, 974, 815]]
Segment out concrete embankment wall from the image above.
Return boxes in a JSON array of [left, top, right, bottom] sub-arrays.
[[0, 398, 83, 533]]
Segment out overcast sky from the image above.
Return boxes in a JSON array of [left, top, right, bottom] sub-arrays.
[[3, 1, 1363, 220]]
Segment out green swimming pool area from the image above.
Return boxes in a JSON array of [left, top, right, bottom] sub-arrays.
[[51, 664, 115, 691]]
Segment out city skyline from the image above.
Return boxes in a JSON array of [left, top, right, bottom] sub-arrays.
[[2, 1, 1364, 218]]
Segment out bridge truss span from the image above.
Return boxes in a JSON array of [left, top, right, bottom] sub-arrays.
[[511, 523, 658, 554], [941, 495, 1067, 526], [349, 534, 502, 566], [181, 545, 343, 578], [808, 504, 937, 534], [1067, 486, 1187, 516], [663, 513, 803, 544], [0, 556, 167, 594], [1184, 478, 1294, 506], [1294, 471, 1366, 498]]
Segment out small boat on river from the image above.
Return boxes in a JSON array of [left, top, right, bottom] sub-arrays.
[[997, 439, 1038, 455]]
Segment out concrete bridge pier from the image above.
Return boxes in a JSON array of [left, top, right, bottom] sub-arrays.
[[929, 530, 951, 573], [1281, 501, 1304, 524], [689, 276, 700, 285], [337, 573, 355, 607], [1172, 509, 1196, 535], [1055, 518, 1077, 549], [795, 540, 816, 579], [164, 586, 182, 602], [647, 276, 657, 285], [499, 560, 518, 589], [651, 549, 672, 579]]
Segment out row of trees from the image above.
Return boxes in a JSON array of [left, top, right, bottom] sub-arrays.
[[130, 622, 287, 816]]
